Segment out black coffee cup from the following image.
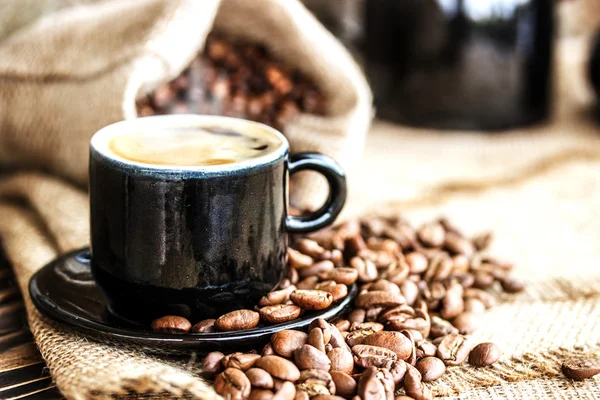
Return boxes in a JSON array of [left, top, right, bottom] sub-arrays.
[[89, 115, 346, 323]]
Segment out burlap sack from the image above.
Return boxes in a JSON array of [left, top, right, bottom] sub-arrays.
[[0, 0, 372, 210]]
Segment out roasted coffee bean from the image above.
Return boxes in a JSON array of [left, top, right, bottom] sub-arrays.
[[309, 328, 327, 353], [469, 343, 501, 367], [259, 286, 297, 307], [350, 257, 378, 283], [423, 254, 453, 282], [290, 290, 333, 310], [500, 276, 525, 293], [316, 282, 348, 302], [215, 309, 260, 331], [348, 309, 366, 325], [151, 315, 191, 333], [356, 291, 405, 309], [444, 232, 475, 258], [418, 222, 446, 248], [272, 380, 296, 400], [295, 389, 310, 400], [271, 330, 308, 358], [351, 322, 384, 332], [327, 348, 354, 374], [437, 334, 471, 366], [369, 279, 401, 295], [297, 276, 319, 290], [334, 320, 351, 331], [451, 254, 470, 275], [416, 356, 446, 382], [256, 356, 301, 382], [472, 232, 492, 251], [288, 248, 314, 269], [400, 330, 418, 366], [357, 366, 394, 400], [403, 364, 432, 400], [464, 288, 496, 308], [395, 397, 416, 400], [214, 368, 252, 400], [452, 312, 478, 334], [299, 260, 335, 279], [296, 382, 331, 397], [312, 395, 345, 400], [389, 360, 408, 385], [298, 369, 334, 388], [246, 368, 274, 389], [352, 345, 397, 369], [416, 341, 437, 359], [363, 331, 413, 360], [321, 267, 359, 285], [472, 271, 495, 289], [191, 319, 216, 333], [330, 371, 356, 398], [400, 280, 419, 306], [249, 389, 274, 400], [405, 252, 429, 274], [295, 239, 326, 259], [224, 353, 261, 371], [273, 378, 285, 391], [346, 328, 376, 347], [263, 343, 277, 356], [440, 282, 464, 320], [260, 304, 302, 324], [463, 298, 486, 314], [295, 344, 331, 371], [561, 357, 600, 380], [202, 352, 225, 376]]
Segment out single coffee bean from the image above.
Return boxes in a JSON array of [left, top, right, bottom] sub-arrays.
[[191, 319, 216, 333], [348, 309, 366, 325], [308, 319, 334, 348], [214, 368, 252, 400], [351, 322, 384, 332], [501, 276, 526, 293], [260, 304, 302, 324], [400, 280, 419, 306], [363, 331, 413, 360], [357, 366, 394, 400], [423, 254, 453, 282], [294, 344, 331, 371], [463, 298, 486, 314], [472, 232, 492, 250], [436, 334, 471, 366], [350, 257, 378, 283], [389, 360, 408, 385], [309, 328, 327, 353], [451, 254, 470, 274], [288, 248, 314, 269], [469, 343, 501, 367], [346, 328, 376, 347], [330, 371, 356, 398], [403, 364, 432, 400], [263, 343, 276, 356], [202, 351, 225, 376], [440, 282, 464, 320], [272, 380, 296, 400], [246, 368, 274, 389], [151, 315, 192, 333], [561, 357, 600, 380], [334, 320, 350, 332], [299, 260, 335, 279], [249, 389, 274, 400], [405, 252, 429, 274], [256, 356, 301, 382], [297, 276, 319, 290], [290, 290, 334, 311], [327, 348, 354, 374], [215, 309, 260, 332], [418, 222, 446, 247], [295, 389, 310, 400], [395, 397, 416, 400], [464, 288, 496, 308], [312, 395, 346, 400], [296, 383, 330, 397], [323, 267, 359, 285], [416, 356, 446, 382], [356, 291, 405, 309], [329, 283, 348, 302], [472, 271, 495, 289], [368, 280, 401, 295], [224, 353, 262, 371], [444, 232, 475, 258], [452, 312, 478, 334], [352, 345, 397, 369], [273, 378, 286, 391], [298, 370, 334, 387], [259, 286, 297, 307], [416, 341, 437, 359], [295, 239, 326, 259]]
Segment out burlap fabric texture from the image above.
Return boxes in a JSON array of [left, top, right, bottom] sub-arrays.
[[0, 0, 372, 211]]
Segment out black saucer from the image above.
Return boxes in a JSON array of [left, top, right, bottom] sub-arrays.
[[29, 248, 356, 355]]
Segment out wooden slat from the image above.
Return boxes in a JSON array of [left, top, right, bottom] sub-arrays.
[[0, 342, 46, 388], [0, 329, 33, 353], [0, 288, 19, 305], [0, 302, 26, 335], [7, 385, 62, 400], [0, 376, 54, 399]]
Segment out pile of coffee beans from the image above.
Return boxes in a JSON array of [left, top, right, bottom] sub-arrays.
[[136, 33, 326, 132], [197, 216, 530, 399]]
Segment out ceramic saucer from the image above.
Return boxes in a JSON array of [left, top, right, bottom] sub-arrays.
[[29, 248, 356, 355]]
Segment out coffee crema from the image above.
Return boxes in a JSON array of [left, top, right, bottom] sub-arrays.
[[107, 126, 282, 166]]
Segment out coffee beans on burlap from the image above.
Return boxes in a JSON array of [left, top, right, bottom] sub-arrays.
[[194, 215, 539, 399], [136, 33, 326, 133]]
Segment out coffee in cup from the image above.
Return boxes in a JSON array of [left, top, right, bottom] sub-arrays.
[[89, 115, 346, 323]]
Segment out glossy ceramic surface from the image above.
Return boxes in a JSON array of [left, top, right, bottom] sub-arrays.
[[29, 249, 356, 355]]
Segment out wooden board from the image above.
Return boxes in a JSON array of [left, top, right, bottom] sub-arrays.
[[0, 247, 62, 400]]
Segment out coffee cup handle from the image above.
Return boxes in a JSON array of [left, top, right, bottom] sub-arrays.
[[285, 152, 347, 233]]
